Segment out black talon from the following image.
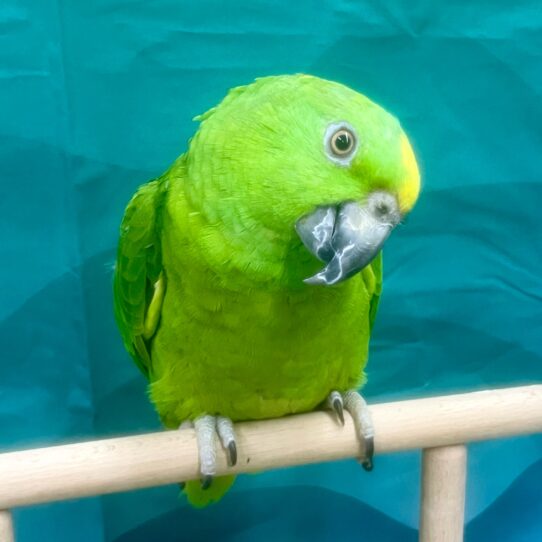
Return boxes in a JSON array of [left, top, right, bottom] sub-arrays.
[[201, 475, 213, 490], [333, 397, 345, 425], [228, 441, 238, 466], [362, 436, 374, 472]]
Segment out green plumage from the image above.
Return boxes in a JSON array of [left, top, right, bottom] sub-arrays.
[[114, 75, 419, 506]]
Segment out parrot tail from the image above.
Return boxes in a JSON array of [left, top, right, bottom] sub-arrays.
[[183, 475, 236, 507]]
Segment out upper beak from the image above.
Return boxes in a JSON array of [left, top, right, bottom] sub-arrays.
[[295, 191, 401, 285]]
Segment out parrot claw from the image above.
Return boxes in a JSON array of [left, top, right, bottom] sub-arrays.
[[217, 416, 238, 466], [361, 437, 374, 471], [334, 398, 345, 425], [227, 441, 238, 467], [327, 391, 345, 425], [328, 390, 375, 470], [201, 475, 213, 490]]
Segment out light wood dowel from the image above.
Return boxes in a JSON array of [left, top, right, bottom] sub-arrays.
[[420, 445, 467, 542], [0, 385, 539, 509], [0, 510, 15, 542]]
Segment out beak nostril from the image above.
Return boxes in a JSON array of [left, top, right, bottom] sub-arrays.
[[367, 192, 401, 225], [375, 203, 389, 216]]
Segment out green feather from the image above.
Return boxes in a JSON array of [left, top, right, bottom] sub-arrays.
[[368, 251, 383, 332], [113, 178, 167, 379], [183, 476, 236, 508]]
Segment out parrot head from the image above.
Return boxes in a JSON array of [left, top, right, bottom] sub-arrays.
[[186, 74, 420, 286]]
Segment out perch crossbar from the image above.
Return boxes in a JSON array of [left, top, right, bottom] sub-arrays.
[[0, 385, 541, 542]]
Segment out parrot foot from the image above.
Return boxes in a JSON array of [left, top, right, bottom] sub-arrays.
[[192, 415, 238, 489], [327, 389, 374, 471]]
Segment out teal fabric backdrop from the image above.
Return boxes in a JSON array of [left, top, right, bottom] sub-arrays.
[[1, 1, 541, 541]]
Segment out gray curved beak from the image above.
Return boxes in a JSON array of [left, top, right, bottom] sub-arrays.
[[296, 192, 401, 286]]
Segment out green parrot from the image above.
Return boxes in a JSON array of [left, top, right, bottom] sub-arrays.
[[113, 74, 420, 507]]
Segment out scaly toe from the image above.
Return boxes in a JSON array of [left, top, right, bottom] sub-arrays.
[[343, 390, 375, 471], [194, 415, 218, 484]]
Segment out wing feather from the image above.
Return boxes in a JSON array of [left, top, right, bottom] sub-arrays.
[[113, 179, 167, 379], [368, 251, 383, 332]]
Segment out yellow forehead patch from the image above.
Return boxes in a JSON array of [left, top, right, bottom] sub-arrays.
[[398, 133, 421, 213]]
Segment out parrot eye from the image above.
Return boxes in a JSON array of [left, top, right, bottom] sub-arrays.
[[324, 122, 359, 166], [331, 130, 354, 155]]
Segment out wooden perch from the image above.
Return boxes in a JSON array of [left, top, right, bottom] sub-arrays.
[[0, 385, 540, 511]]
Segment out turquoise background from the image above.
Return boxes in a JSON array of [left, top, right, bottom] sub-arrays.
[[1, 1, 541, 540]]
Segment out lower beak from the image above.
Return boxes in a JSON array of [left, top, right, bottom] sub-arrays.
[[296, 191, 401, 285]]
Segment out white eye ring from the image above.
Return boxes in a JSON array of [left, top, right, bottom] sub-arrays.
[[324, 121, 359, 166]]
